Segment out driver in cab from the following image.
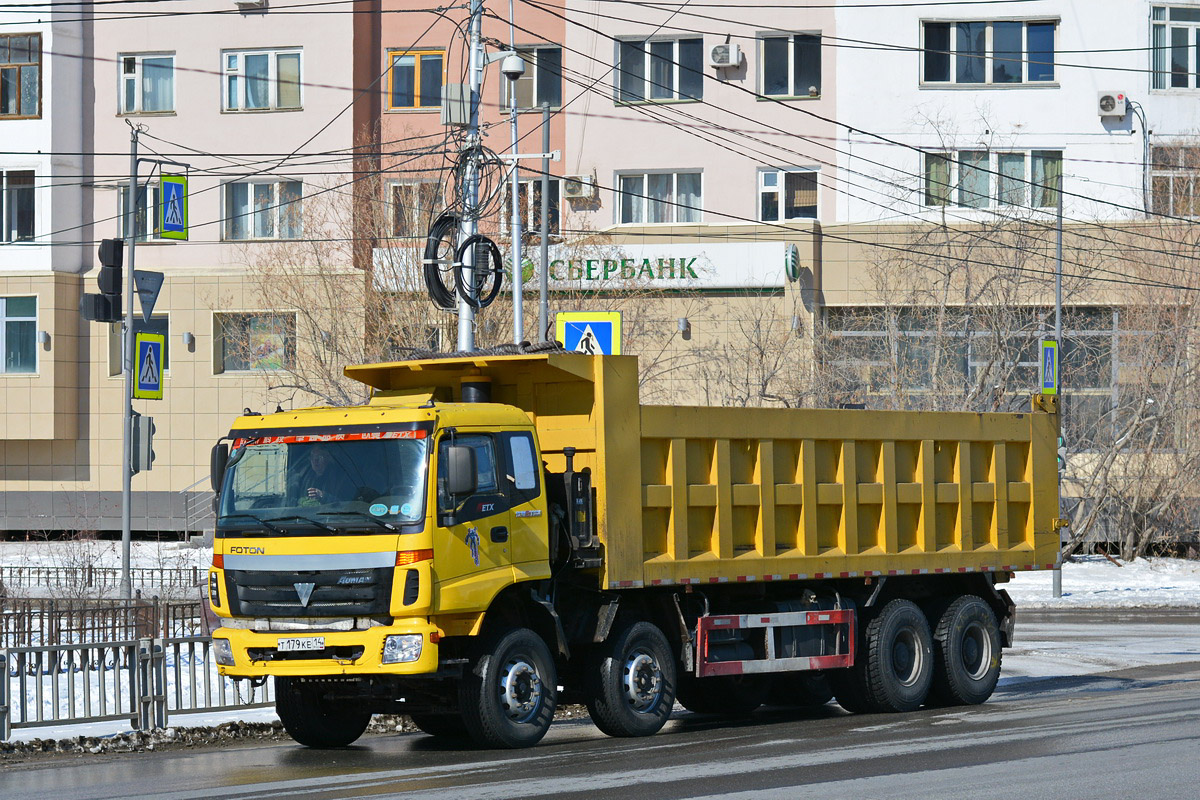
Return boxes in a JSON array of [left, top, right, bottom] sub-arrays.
[[291, 445, 354, 505]]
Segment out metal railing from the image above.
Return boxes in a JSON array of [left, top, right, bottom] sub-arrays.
[[1, 597, 205, 649], [1, 636, 274, 741], [0, 565, 204, 599], [181, 476, 215, 536]]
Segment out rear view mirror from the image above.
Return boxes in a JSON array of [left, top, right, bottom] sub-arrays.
[[210, 442, 229, 493], [445, 445, 477, 497]]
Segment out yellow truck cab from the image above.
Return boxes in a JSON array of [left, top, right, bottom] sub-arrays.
[[207, 350, 1060, 749]]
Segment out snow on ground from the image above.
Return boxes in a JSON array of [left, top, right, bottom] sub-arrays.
[[1005, 555, 1200, 609], [0, 539, 211, 572]]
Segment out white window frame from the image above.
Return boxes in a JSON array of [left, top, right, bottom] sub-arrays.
[[920, 20, 1058, 86], [758, 168, 819, 221], [119, 180, 164, 242], [615, 170, 703, 225], [759, 32, 823, 98], [502, 46, 563, 110], [615, 37, 704, 103], [222, 48, 303, 112], [118, 52, 175, 114], [1150, 143, 1200, 216], [923, 150, 1062, 210], [502, 177, 561, 236], [223, 179, 304, 241], [0, 294, 37, 374], [1, 168, 35, 243], [1151, 6, 1200, 90], [389, 180, 441, 239]]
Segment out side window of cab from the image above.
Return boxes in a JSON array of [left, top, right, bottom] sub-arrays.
[[501, 431, 539, 506], [437, 434, 505, 523]]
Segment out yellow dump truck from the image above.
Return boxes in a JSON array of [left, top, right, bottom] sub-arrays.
[[207, 351, 1060, 749]]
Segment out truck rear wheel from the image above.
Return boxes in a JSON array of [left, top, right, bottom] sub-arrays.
[[929, 595, 1002, 706], [676, 673, 770, 717], [410, 713, 471, 740], [459, 627, 558, 749], [275, 677, 372, 748], [586, 621, 676, 738], [864, 599, 934, 712]]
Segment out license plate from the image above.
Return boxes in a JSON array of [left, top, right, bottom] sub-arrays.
[[277, 637, 325, 652]]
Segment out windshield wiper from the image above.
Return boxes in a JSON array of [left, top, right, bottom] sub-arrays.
[[316, 511, 399, 532], [264, 515, 340, 533], [218, 513, 285, 534]]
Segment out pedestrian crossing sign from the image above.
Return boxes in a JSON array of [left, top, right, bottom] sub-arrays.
[[555, 311, 622, 355], [134, 332, 165, 400], [160, 175, 188, 240]]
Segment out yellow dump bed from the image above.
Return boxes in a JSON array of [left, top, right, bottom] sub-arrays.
[[347, 353, 1060, 591]]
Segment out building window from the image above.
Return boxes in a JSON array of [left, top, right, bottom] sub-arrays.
[[923, 150, 1061, 209], [388, 49, 443, 109], [119, 53, 174, 114], [224, 180, 303, 240], [1150, 144, 1200, 216], [0, 33, 41, 119], [119, 182, 163, 241], [1, 169, 35, 242], [761, 33, 822, 98], [390, 181, 441, 239], [108, 315, 169, 376], [1, 295, 35, 374], [1151, 7, 1200, 89], [215, 312, 295, 372], [502, 46, 562, 110], [503, 177, 561, 237], [617, 171, 702, 224], [223, 49, 302, 111], [759, 169, 817, 221], [922, 20, 1056, 84], [616, 38, 703, 103]]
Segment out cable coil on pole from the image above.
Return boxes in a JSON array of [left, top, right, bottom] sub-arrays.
[[453, 234, 504, 309], [423, 213, 460, 310]]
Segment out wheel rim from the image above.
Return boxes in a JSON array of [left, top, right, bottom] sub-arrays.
[[622, 648, 664, 713], [891, 627, 924, 687], [498, 657, 543, 723], [959, 620, 992, 680]]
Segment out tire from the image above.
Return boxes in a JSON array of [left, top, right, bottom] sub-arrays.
[[410, 712, 471, 740], [767, 672, 833, 708], [676, 672, 770, 717], [831, 665, 877, 714], [586, 621, 677, 738], [863, 599, 934, 712], [459, 627, 558, 749], [928, 595, 1002, 706], [275, 677, 372, 748]]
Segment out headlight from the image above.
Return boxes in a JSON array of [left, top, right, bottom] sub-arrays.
[[382, 634, 423, 664], [209, 571, 221, 607], [212, 637, 236, 666]]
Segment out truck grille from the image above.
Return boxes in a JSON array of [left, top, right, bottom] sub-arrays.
[[225, 568, 392, 617]]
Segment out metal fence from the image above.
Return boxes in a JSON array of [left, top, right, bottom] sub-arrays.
[[0, 636, 274, 741], [1, 597, 206, 649], [0, 565, 204, 599]]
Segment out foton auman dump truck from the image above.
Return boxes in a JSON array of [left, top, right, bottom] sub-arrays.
[[207, 351, 1060, 749]]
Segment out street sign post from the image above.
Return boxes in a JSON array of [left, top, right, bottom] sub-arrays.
[[134, 332, 165, 400], [160, 175, 188, 240], [1040, 339, 1059, 396], [555, 311, 622, 355]]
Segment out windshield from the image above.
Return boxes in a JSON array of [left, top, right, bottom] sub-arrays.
[[219, 434, 429, 528]]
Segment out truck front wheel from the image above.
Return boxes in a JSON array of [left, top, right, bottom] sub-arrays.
[[928, 595, 1002, 706], [586, 621, 677, 738], [459, 627, 558, 748], [275, 677, 372, 748]]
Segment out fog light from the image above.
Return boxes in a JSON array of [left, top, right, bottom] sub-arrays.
[[212, 637, 236, 666], [209, 571, 221, 607], [382, 634, 423, 664]]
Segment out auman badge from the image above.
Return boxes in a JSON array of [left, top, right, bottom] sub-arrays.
[[466, 527, 480, 566]]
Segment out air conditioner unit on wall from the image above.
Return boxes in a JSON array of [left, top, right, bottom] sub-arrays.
[[709, 43, 742, 69], [1098, 91, 1127, 117], [563, 175, 596, 200]]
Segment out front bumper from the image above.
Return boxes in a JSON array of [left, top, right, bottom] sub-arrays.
[[213, 618, 440, 677]]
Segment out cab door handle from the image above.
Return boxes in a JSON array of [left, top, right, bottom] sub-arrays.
[[490, 526, 509, 543]]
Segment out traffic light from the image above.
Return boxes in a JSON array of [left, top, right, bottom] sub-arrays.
[[132, 412, 156, 473], [80, 238, 124, 323]]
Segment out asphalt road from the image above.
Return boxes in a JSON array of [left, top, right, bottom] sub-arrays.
[[4, 612, 1199, 800]]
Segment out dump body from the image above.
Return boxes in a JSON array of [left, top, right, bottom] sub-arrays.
[[345, 353, 1060, 589]]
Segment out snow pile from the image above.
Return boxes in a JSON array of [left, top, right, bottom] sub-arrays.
[[1005, 555, 1200, 609]]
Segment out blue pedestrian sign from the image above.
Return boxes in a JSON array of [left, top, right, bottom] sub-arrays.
[[1040, 339, 1058, 396], [556, 311, 622, 355], [160, 175, 188, 240], [134, 332, 165, 400]]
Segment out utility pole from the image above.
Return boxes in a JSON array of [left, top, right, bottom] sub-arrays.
[[1053, 168, 1064, 600], [539, 102, 550, 342], [457, 0, 484, 352], [120, 124, 140, 600], [507, 0, 523, 343]]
